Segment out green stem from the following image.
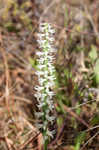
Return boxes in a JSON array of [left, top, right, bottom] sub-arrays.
[[44, 138, 48, 150]]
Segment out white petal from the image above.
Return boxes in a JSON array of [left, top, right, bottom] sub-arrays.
[[47, 130, 53, 138], [36, 51, 43, 56], [35, 112, 44, 118], [46, 115, 55, 122], [37, 102, 46, 108], [35, 71, 44, 76], [34, 86, 44, 91], [35, 123, 43, 129]]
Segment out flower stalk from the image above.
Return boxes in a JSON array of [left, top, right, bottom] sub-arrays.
[[34, 23, 56, 149]]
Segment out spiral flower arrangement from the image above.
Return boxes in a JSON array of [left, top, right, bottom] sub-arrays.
[[34, 23, 56, 149]]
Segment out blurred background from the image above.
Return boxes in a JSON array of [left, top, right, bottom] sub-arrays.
[[0, 0, 99, 150]]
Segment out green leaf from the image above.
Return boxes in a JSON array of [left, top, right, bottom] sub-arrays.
[[29, 57, 37, 69], [94, 59, 99, 85], [74, 142, 80, 150], [91, 114, 99, 125], [89, 45, 98, 62], [57, 116, 63, 127], [76, 106, 81, 115], [74, 132, 86, 150], [94, 59, 99, 74]]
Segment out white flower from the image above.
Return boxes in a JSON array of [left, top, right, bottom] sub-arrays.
[[38, 78, 46, 85], [35, 123, 43, 129], [37, 33, 45, 38], [46, 130, 54, 138], [34, 86, 44, 91], [34, 22, 56, 140], [46, 115, 55, 123], [35, 71, 44, 76], [38, 64, 46, 69], [35, 112, 44, 118], [36, 51, 43, 56], [34, 93, 41, 99], [49, 37, 54, 42], [37, 102, 46, 108]]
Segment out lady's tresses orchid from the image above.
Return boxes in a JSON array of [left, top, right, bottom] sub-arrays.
[[34, 23, 56, 149]]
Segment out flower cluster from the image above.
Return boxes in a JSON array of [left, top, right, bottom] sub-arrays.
[[34, 23, 56, 143]]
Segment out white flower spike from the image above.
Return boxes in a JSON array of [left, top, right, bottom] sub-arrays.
[[34, 22, 56, 150]]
